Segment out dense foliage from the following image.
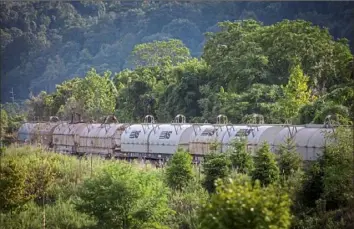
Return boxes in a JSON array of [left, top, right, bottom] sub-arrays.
[[199, 176, 292, 229], [1, 1, 354, 103], [4, 17, 351, 124]]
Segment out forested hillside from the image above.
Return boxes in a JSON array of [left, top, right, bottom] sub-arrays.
[[1, 1, 354, 103]]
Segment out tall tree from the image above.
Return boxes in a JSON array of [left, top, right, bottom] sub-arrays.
[[165, 149, 194, 191], [278, 64, 311, 123], [252, 142, 280, 186], [127, 39, 192, 69]]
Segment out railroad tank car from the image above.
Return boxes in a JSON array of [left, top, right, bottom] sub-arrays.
[[146, 114, 194, 160], [17, 123, 39, 143], [148, 124, 193, 154], [52, 123, 87, 154], [188, 115, 235, 157], [188, 124, 216, 157], [292, 126, 334, 161], [120, 115, 156, 159], [225, 124, 334, 161], [220, 125, 249, 152], [32, 121, 62, 148], [77, 122, 129, 158]]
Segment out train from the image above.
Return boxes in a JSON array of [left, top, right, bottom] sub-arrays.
[[16, 113, 337, 162]]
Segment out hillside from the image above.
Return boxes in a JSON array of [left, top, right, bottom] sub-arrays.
[[1, 1, 354, 102]]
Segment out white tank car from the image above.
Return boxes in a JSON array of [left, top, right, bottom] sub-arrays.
[[17, 123, 39, 143], [148, 123, 194, 157], [147, 114, 195, 159], [120, 115, 156, 159], [32, 121, 63, 148], [52, 123, 87, 154], [224, 124, 334, 161], [220, 125, 248, 153], [293, 126, 333, 161], [77, 123, 129, 157]]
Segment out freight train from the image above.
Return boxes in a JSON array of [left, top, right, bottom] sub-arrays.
[[16, 114, 337, 162]]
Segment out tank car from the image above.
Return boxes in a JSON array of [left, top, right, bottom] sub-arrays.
[[224, 124, 334, 161], [147, 115, 195, 160], [17, 116, 62, 147], [77, 116, 129, 158], [17, 122, 39, 144], [120, 115, 156, 159], [52, 122, 87, 154]]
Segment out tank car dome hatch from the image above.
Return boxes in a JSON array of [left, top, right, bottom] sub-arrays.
[[121, 123, 155, 157], [52, 123, 87, 154], [77, 123, 129, 156], [148, 124, 194, 156], [17, 123, 38, 143]]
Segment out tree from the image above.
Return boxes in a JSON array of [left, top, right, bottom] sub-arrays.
[[0, 109, 8, 139], [278, 64, 311, 123], [56, 69, 117, 120], [165, 149, 194, 191], [198, 175, 292, 229], [321, 126, 354, 210], [202, 153, 231, 193], [203, 19, 352, 93], [228, 138, 254, 174], [0, 159, 31, 213], [127, 39, 191, 69], [278, 137, 302, 178], [156, 59, 208, 122], [75, 163, 171, 229], [252, 142, 280, 186], [167, 180, 208, 229]]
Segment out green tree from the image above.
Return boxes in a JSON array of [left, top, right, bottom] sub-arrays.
[[157, 59, 208, 122], [278, 137, 302, 178], [228, 138, 254, 174], [202, 153, 231, 193], [127, 39, 191, 69], [57, 69, 117, 120], [321, 126, 354, 210], [165, 149, 194, 191], [252, 142, 280, 186], [75, 163, 171, 229], [0, 159, 31, 213], [199, 175, 292, 229], [167, 180, 208, 229], [203, 19, 352, 93], [0, 109, 8, 138], [278, 64, 311, 123]]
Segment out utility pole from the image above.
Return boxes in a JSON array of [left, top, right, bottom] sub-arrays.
[[10, 88, 15, 103]]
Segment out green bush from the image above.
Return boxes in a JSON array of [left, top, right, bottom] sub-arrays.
[[202, 153, 231, 193], [75, 163, 172, 229], [252, 142, 280, 186], [165, 149, 194, 191], [199, 175, 292, 229], [228, 138, 254, 174]]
